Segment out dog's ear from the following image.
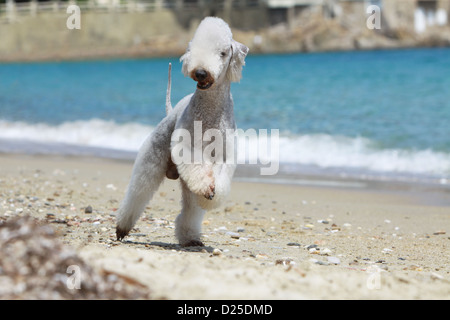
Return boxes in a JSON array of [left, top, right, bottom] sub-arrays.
[[227, 40, 249, 83], [180, 42, 191, 77]]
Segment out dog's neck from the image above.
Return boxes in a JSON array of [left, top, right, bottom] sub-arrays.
[[190, 81, 233, 124]]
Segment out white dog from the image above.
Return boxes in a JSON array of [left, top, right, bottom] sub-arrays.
[[115, 17, 249, 246]]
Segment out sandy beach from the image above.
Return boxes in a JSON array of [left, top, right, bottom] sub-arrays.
[[0, 153, 449, 300]]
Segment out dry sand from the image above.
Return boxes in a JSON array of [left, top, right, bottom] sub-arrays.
[[0, 154, 449, 299]]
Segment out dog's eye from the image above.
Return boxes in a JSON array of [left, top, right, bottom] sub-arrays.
[[220, 51, 227, 57]]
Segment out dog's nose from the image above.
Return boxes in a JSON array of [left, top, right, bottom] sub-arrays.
[[195, 69, 208, 81]]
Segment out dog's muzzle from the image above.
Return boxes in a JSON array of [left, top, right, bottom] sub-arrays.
[[192, 69, 214, 90]]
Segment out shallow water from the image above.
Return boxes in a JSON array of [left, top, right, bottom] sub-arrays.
[[1, 48, 449, 183]]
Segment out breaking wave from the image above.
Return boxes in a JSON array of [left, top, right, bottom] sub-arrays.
[[1, 119, 449, 180]]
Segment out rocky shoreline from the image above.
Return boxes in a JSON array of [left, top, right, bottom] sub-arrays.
[[1, 10, 449, 63]]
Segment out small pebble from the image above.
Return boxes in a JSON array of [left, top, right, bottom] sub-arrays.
[[85, 205, 93, 214], [67, 221, 80, 227], [430, 272, 444, 280], [331, 224, 340, 231], [342, 223, 352, 228], [275, 258, 294, 266], [226, 231, 240, 239], [212, 248, 222, 256], [216, 226, 228, 233], [327, 256, 341, 265]]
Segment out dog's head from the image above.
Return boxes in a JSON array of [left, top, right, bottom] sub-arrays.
[[180, 17, 249, 90]]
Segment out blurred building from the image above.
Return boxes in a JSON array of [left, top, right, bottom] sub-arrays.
[[264, 0, 449, 33], [1, 0, 449, 33]]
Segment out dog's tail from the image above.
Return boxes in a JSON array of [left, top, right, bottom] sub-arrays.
[[165, 63, 172, 115]]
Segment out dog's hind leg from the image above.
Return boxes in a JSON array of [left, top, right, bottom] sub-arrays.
[[116, 116, 175, 240]]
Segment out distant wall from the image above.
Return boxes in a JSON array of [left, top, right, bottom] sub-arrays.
[[0, 9, 193, 60], [0, 3, 270, 61]]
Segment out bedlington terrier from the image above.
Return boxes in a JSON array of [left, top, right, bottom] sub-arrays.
[[115, 17, 249, 246]]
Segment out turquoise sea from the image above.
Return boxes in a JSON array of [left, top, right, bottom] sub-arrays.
[[1, 48, 449, 185]]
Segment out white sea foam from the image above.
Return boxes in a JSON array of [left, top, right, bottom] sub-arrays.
[[0, 119, 449, 178], [277, 134, 450, 176], [0, 119, 152, 152]]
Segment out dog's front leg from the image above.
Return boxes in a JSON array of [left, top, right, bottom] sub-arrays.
[[175, 179, 206, 246], [175, 162, 215, 200]]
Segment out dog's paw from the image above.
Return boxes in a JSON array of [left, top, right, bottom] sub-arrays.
[[204, 183, 215, 200], [202, 170, 215, 200], [116, 226, 130, 241]]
